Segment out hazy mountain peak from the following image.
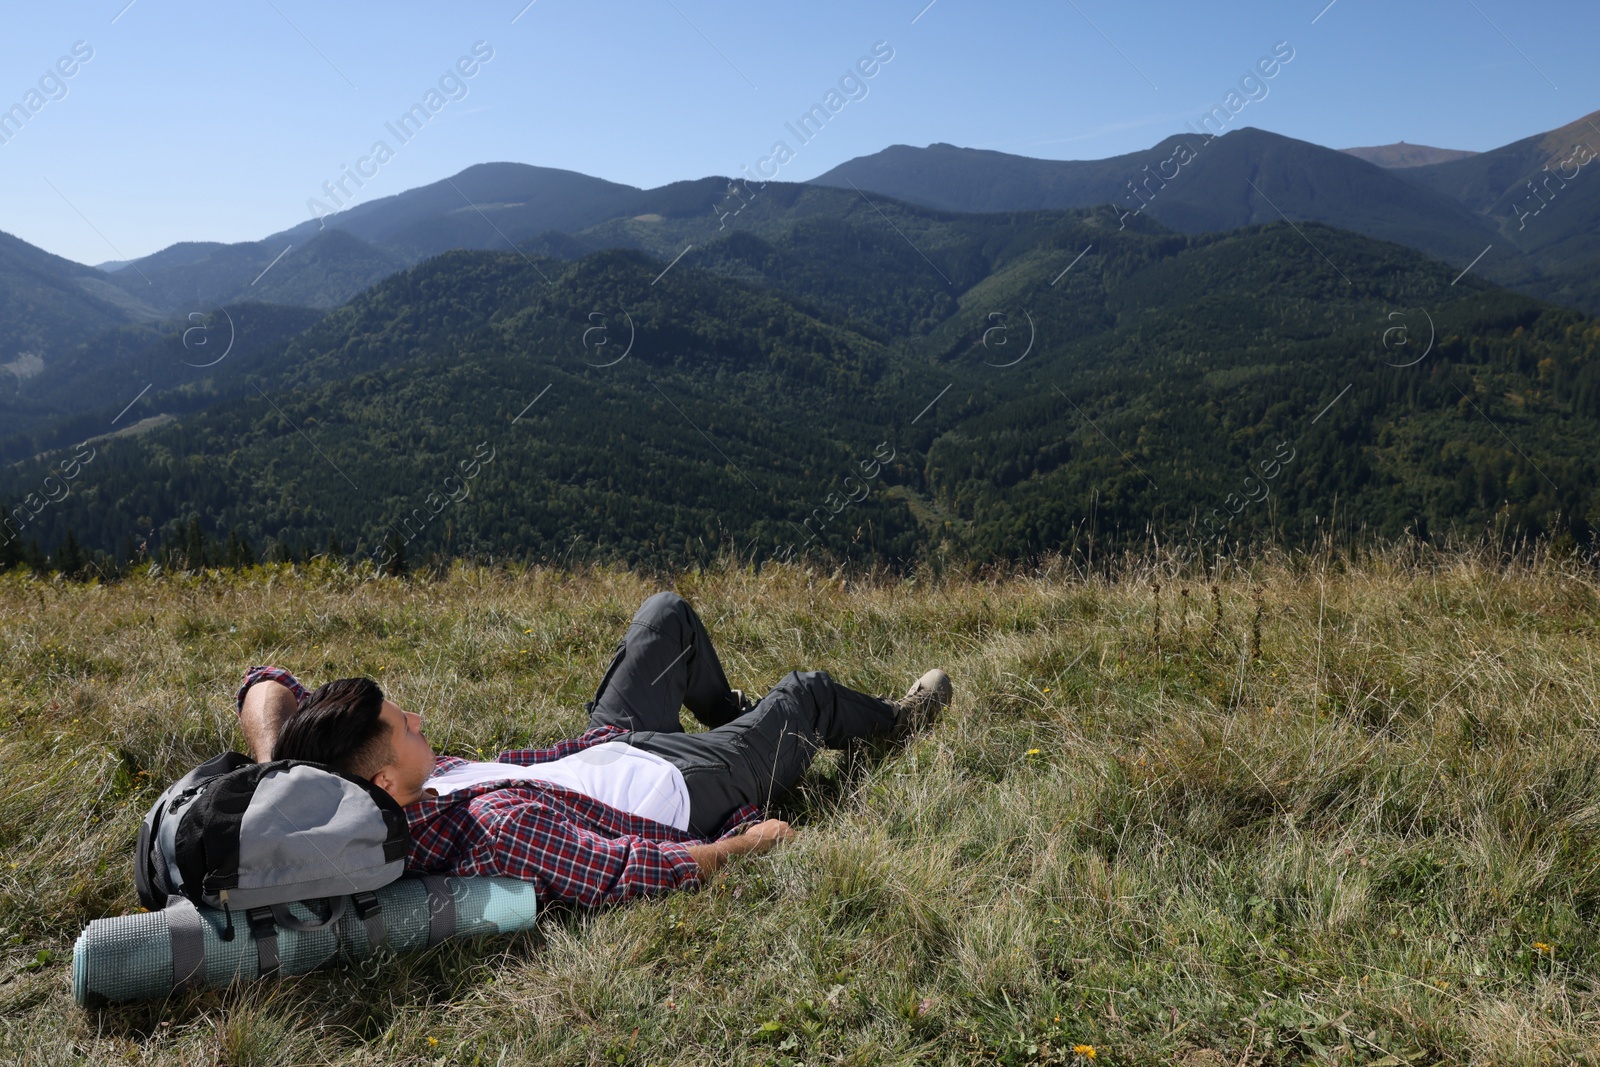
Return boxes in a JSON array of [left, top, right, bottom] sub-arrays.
[[1342, 142, 1480, 168]]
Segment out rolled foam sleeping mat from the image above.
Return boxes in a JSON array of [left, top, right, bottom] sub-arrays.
[[72, 875, 538, 1007]]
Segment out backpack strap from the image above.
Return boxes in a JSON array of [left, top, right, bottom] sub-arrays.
[[165, 895, 207, 992], [350, 891, 386, 950], [133, 819, 156, 909], [246, 906, 280, 979], [420, 875, 455, 947], [265, 896, 346, 932], [251, 898, 352, 980]]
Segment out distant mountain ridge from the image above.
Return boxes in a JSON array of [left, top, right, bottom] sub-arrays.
[[1342, 142, 1479, 168], [808, 110, 1600, 314], [7, 108, 1600, 451], [807, 129, 1497, 263], [0, 230, 164, 439], [68, 109, 1600, 324], [94, 163, 645, 315], [1395, 108, 1600, 312], [1398, 109, 1600, 214]]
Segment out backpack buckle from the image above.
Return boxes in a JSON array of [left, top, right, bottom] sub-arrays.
[[350, 891, 382, 921], [245, 906, 281, 979], [349, 890, 387, 951], [245, 906, 277, 940]]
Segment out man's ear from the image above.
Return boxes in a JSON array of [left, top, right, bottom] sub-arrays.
[[369, 764, 399, 795]]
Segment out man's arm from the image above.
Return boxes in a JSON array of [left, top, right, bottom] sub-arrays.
[[685, 819, 793, 879], [236, 665, 311, 761], [240, 680, 297, 762], [443, 801, 793, 905], [463, 799, 705, 906]]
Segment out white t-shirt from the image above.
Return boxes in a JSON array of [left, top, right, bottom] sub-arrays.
[[425, 741, 692, 831]]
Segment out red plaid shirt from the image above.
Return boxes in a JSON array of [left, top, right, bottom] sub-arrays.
[[237, 666, 762, 906]]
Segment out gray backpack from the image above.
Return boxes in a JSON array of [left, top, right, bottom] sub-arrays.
[[134, 753, 410, 974]]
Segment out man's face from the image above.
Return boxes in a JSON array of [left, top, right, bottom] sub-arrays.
[[370, 700, 435, 805]]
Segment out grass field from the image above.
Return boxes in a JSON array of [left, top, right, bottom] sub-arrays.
[[2, 548, 1598, 1065]]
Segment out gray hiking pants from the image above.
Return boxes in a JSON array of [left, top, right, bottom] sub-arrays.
[[583, 591, 898, 838]]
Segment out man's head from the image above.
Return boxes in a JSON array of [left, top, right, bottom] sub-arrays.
[[273, 677, 435, 805]]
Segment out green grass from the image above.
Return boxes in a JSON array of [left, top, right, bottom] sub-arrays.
[[2, 549, 1599, 1065]]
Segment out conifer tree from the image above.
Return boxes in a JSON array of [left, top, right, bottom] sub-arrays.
[[380, 532, 408, 577], [184, 517, 208, 571], [22, 538, 48, 575], [54, 529, 86, 578], [0, 507, 19, 573], [226, 528, 255, 570]]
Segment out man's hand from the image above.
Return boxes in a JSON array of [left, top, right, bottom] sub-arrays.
[[685, 819, 793, 879], [742, 818, 794, 847]]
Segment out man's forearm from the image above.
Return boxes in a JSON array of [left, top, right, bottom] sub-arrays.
[[685, 819, 794, 878], [240, 679, 298, 762], [685, 835, 763, 879]]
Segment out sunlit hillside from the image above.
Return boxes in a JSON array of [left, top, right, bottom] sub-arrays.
[[2, 547, 1598, 1065]]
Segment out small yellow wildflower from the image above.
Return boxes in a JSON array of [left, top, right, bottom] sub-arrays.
[[1042, 687, 1051, 693], [1025, 748, 1042, 756], [1073, 1045, 1096, 1060], [1534, 941, 1555, 954], [427, 1036, 439, 1047]]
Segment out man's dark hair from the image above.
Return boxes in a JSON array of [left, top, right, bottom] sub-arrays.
[[273, 677, 392, 778]]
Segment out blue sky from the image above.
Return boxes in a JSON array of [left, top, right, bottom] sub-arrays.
[[4, 0, 1596, 265]]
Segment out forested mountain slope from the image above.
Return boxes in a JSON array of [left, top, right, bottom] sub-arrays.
[[5, 208, 1596, 571]]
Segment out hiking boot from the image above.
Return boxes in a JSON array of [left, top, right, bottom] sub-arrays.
[[892, 668, 951, 739]]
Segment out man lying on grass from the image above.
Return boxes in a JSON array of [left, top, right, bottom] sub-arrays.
[[239, 591, 951, 907]]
